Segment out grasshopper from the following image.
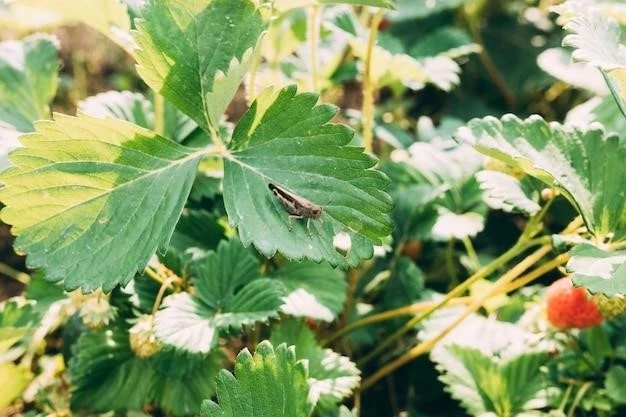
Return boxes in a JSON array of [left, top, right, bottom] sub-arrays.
[[268, 183, 323, 230]]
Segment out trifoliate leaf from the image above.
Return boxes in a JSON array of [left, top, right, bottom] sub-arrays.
[[134, 0, 266, 133], [70, 327, 223, 416], [553, 1, 626, 117], [476, 170, 540, 216], [155, 238, 284, 353], [537, 48, 609, 96], [271, 320, 360, 407], [13, 0, 133, 54], [0, 114, 205, 292], [200, 341, 313, 417], [0, 363, 32, 408], [79, 91, 200, 144], [568, 244, 626, 296], [223, 86, 392, 267], [272, 261, 346, 322], [456, 114, 626, 242], [433, 345, 550, 417]]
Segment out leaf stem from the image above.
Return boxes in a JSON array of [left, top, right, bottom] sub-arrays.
[[0, 262, 30, 285], [152, 276, 176, 315], [323, 296, 473, 345], [308, 3, 321, 91], [362, 9, 385, 153], [567, 381, 593, 417], [154, 94, 165, 136], [462, 236, 480, 272], [361, 244, 554, 389], [357, 238, 538, 366]]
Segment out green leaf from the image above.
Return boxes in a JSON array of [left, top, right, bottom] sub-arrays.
[[134, 0, 266, 133], [13, 0, 133, 54], [0, 363, 32, 408], [0, 114, 204, 292], [70, 327, 223, 416], [537, 48, 609, 96], [319, 0, 395, 9], [553, 1, 626, 118], [566, 95, 626, 135], [155, 238, 284, 353], [200, 341, 313, 417], [383, 257, 424, 310], [0, 298, 39, 353], [434, 345, 550, 416], [410, 27, 479, 60], [606, 365, 626, 404], [271, 320, 360, 407], [271, 261, 346, 322], [24, 271, 66, 311], [456, 114, 626, 242], [568, 244, 626, 296], [0, 34, 59, 132], [79, 90, 200, 144], [389, 0, 472, 21], [168, 210, 227, 258], [223, 86, 392, 267], [476, 171, 540, 216]]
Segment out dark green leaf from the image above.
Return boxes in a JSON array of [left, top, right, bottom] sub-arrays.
[[223, 86, 392, 266], [200, 341, 313, 417]]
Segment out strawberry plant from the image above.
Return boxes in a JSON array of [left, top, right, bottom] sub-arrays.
[[1, 0, 626, 416]]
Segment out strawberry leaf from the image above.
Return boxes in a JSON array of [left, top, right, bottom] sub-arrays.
[[134, 0, 266, 133], [457, 114, 626, 242], [223, 86, 392, 267], [0, 114, 204, 292], [568, 244, 626, 296]]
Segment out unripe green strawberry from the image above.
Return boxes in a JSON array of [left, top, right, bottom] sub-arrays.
[[591, 293, 626, 320], [545, 277, 603, 329], [129, 314, 161, 358]]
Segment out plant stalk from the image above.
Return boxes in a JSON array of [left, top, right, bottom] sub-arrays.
[[362, 9, 385, 153]]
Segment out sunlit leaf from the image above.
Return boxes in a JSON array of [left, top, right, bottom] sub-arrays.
[[134, 0, 266, 133], [476, 170, 540, 216], [553, 1, 626, 117], [537, 48, 609, 96], [0, 298, 39, 353], [0, 114, 204, 291], [272, 261, 346, 322], [389, 0, 472, 21], [223, 86, 392, 267], [457, 114, 626, 242], [0, 363, 32, 408], [201, 341, 313, 417], [13, 0, 133, 53], [568, 244, 626, 296]]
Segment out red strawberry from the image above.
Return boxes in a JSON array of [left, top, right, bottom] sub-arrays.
[[545, 277, 603, 329]]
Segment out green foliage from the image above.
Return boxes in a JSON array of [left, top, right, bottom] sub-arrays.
[[568, 244, 626, 296], [155, 238, 284, 353], [0, 114, 204, 291], [457, 114, 626, 242], [476, 171, 540, 216], [135, 0, 266, 133], [70, 326, 223, 416], [201, 341, 313, 417], [271, 320, 360, 407], [0, 298, 38, 353], [223, 86, 392, 266], [271, 261, 346, 322], [434, 345, 551, 416]]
